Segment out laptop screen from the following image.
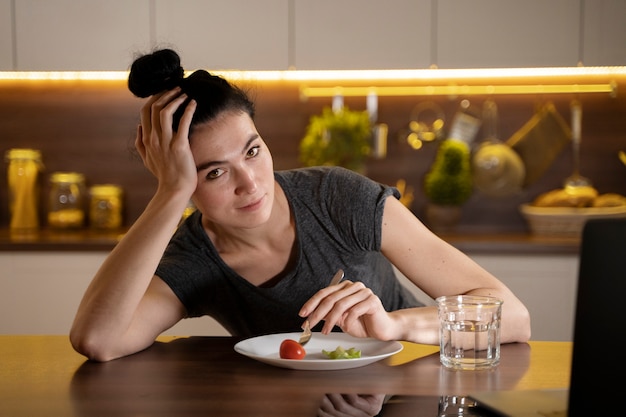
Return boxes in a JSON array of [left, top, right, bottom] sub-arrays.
[[567, 217, 626, 416], [466, 217, 626, 417]]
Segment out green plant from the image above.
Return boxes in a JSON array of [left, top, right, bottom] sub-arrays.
[[299, 107, 371, 172], [424, 139, 473, 205]]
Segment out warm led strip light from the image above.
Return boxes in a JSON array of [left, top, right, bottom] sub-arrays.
[[0, 71, 129, 81], [299, 83, 617, 98], [0, 67, 623, 97], [1, 66, 626, 82]]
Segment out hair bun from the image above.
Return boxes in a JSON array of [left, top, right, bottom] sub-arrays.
[[128, 49, 184, 98]]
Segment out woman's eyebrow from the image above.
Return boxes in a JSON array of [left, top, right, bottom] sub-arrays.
[[196, 134, 260, 172]]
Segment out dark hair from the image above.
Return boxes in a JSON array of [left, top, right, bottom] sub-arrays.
[[128, 49, 255, 133]]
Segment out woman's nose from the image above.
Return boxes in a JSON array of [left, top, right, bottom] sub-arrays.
[[235, 167, 258, 195]]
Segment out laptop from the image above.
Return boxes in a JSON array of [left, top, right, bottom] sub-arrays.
[[469, 217, 626, 417]]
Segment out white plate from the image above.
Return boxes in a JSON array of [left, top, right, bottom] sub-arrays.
[[234, 332, 403, 370]]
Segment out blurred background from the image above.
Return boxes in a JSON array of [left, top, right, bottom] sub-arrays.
[[1, 0, 625, 341]]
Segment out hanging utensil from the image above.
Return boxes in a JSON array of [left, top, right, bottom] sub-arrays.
[[448, 99, 482, 145], [367, 92, 388, 159], [472, 99, 525, 197], [332, 94, 344, 113], [506, 102, 571, 187], [408, 101, 446, 144], [563, 100, 593, 190]]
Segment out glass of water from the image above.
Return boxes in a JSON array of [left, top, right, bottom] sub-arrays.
[[436, 295, 503, 370]]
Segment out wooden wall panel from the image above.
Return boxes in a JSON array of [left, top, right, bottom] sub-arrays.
[[1, 79, 625, 233]]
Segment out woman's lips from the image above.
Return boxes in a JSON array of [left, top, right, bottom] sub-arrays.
[[238, 195, 265, 211]]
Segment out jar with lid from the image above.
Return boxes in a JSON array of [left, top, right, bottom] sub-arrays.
[[48, 172, 86, 229], [89, 184, 123, 230], [5, 148, 44, 231]]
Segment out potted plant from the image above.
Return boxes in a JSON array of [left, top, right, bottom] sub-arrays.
[[423, 139, 473, 231], [299, 106, 371, 173]]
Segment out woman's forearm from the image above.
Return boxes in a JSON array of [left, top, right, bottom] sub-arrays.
[[69, 190, 189, 359], [390, 288, 531, 346], [389, 306, 441, 345]]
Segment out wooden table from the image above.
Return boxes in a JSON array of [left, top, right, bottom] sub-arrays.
[[0, 336, 571, 417]]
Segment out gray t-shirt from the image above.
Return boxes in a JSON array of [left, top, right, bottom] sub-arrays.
[[156, 166, 421, 337]]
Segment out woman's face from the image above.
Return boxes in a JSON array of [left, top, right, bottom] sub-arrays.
[[189, 110, 275, 230]]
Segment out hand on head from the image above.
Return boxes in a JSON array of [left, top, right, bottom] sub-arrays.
[[135, 87, 198, 196], [128, 48, 256, 201]]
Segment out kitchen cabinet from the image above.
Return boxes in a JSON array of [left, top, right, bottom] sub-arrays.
[[155, 0, 289, 71], [471, 254, 579, 342], [1, 251, 578, 341], [436, 0, 580, 68], [0, 0, 12, 70], [13, 0, 150, 71], [293, 0, 431, 70], [0, 252, 229, 336], [582, 0, 626, 66], [4, 0, 625, 71], [395, 253, 579, 342]]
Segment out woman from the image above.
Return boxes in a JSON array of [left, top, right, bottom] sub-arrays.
[[70, 49, 530, 361]]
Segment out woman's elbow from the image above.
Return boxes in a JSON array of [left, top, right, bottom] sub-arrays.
[[520, 306, 532, 342], [509, 304, 532, 343], [69, 327, 119, 362]]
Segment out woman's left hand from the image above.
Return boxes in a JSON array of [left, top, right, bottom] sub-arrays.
[[299, 280, 397, 341]]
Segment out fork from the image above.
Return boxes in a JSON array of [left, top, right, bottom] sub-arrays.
[[299, 269, 345, 346]]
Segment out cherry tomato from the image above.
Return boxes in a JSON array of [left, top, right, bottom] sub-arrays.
[[279, 339, 306, 360]]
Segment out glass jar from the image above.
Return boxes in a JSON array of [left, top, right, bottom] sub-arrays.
[[89, 184, 123, 230], [5, 148, 43, 231], [48, 172, 86, 229]]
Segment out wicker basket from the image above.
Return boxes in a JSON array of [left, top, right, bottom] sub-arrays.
[[519, 204, 626, 237]]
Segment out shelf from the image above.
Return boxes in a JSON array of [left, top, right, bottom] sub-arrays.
[[0, 229, 124, 252]]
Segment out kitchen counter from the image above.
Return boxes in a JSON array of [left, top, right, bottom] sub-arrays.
[[0, 228, 580, 254], [439, 231, 580, 255], [0, 228, 125, 252]]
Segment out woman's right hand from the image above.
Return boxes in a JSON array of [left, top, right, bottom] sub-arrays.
[[136, 87, 198, 197]]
